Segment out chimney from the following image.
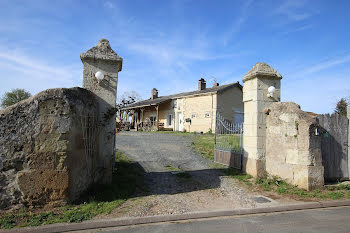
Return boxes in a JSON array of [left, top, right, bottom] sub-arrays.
[[198, 78, 206, 91], [151, 88, 158, 99], [213, 82, 219, 87]]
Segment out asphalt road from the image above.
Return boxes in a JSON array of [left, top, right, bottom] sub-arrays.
[[79, 206, 350, 233]]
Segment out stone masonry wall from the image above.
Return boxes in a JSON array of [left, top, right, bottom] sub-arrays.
[[0, 87, 100, 209], [265, 102, 324, 190]]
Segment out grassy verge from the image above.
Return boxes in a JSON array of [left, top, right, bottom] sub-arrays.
[[0, 150, 144, 229], [254, 175, 350, 200], [191, 133, 350, 201], [192, 134, 215, 160], [223, 168, 254, 186], [145, 130, 194, 137]]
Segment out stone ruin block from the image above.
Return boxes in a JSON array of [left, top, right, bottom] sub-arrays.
[[0, 87, 103, 209], [265, 102, 324, 190], [0, 39, 123, 210]]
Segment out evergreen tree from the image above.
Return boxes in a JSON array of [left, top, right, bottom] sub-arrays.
[[335, 98, 348, 117]]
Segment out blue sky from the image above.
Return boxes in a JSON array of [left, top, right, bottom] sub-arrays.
[[0, 0, 349, 113]]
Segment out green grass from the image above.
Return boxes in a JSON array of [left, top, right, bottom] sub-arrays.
[[215, 134, 242, 151], [144, 130, 194, 137], [0, 150, 145, 229], [223, 168, 253, 186], [165, 165, 181, 171], [192, 134, 215, 160], [254, 175, 350, 200], [0, 214, 16, 229], [191, 134, 242, 161]]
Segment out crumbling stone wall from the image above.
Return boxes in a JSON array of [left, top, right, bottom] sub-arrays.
[[265, 102, 324, 190], [0, 87, 100, 209]]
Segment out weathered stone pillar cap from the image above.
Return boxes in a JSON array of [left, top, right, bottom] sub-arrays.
[[243, 62, 282, 82], [80, 39, 123, 70]]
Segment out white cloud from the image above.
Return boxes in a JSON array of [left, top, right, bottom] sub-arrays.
[[303, 54, 350, 74], [126, 41, 239, 71], [0, 52, 73, 78], [104, 1, 116, 9], [0, 50, 81, 97], [274, 0, 312, 22]]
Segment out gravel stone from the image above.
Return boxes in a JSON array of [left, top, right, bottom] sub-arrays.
[[101, 131, 290, 219]]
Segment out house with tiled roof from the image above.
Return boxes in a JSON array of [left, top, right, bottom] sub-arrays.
[[123, 78, 243, 133]]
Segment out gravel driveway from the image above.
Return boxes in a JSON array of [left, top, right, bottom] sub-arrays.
[[102, 131, 292, 218], [116, 131, 211, 172]]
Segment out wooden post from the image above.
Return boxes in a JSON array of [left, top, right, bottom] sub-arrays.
[[131, 110, 135, 129], [135, 110, 138, 131], [136, 109, 140, 130], [141, 108, 144, 128], [156, 105, 159, 131]]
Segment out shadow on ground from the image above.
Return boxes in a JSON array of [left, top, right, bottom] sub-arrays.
[[79, 159, 243, 205]]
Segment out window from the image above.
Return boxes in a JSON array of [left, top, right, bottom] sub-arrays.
[[173, 100, 177, 108], [150, 116, 156, 123], [205, 112, 210, 118], [168, 114, 172, 126]]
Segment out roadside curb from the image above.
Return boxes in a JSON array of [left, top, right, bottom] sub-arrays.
[[3, 200, 350, 233]]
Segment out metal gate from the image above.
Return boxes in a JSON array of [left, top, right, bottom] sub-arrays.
[[214, 113, 244, 169], [317, 113, 349, 182]]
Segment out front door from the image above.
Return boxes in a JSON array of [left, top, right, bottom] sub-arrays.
[[177, 112, 183, 131]]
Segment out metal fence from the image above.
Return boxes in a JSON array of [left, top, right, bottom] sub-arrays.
[[214, 113, 244, 153], [214, 113, 244, 169], [80, 113, 98, 176]]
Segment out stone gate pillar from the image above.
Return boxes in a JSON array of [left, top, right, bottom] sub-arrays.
[[81, 39, 123, 183], [242, 63, 282, 177]]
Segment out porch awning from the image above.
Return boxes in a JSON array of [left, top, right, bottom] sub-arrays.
[[122, 98, 171, 110]]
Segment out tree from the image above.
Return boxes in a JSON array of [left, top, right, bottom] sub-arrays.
[[1, 89, 31, 108], [117, 91, 141, 105], [116, 91, 142, 123], [334, 98, 348, 117]]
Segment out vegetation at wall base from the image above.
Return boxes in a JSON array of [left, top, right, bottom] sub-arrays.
[[190, 133, 350, 200], [0, 150, 144, 229], [254, 175, 350, 200], [221, 168, 350, 200]]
